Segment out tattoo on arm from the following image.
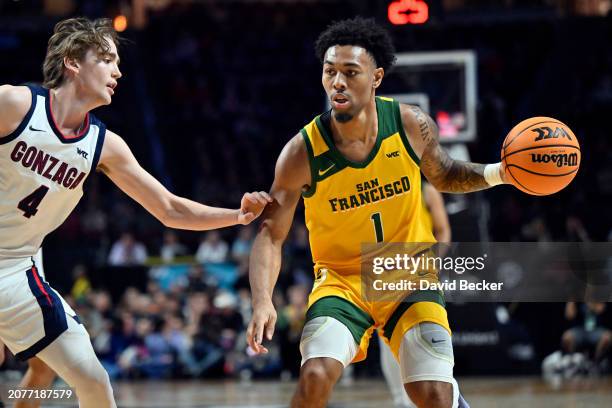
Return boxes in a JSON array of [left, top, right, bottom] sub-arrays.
[[415, 108, 491, 193], [422, 148, 490, 193], [410, 106, 434, 144]]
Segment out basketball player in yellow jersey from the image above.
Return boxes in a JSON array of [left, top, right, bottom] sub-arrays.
[[247, 18, 508, 408]]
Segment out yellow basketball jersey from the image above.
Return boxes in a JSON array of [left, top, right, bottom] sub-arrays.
[[301, 97, 435, 274]]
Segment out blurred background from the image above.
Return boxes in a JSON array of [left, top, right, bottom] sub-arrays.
[[0, 0, 611, 405]]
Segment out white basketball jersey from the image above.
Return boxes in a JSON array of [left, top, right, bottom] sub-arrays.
[[0, 85, 106, 269]]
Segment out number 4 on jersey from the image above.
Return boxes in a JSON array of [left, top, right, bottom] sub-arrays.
[[18, 185, 49, 218]]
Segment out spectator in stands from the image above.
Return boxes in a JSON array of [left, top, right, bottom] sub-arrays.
[[181, 291, 224, 377], [81, 201, 108, 239], [160, 230, 189, 263], [285, 223, 312, 288], [139, 318, 175, 379], [162, 313, 190, 362], [87, 291, 115, 375], [212, 291, 243, 353], [182, 264, 208, 293], [277, 285, 309, 378], [117, 317, 153, 378], [231, 226, 255, 264], [70, 264, 92, 303], [562, 302, 611, 372], [108, 232, 148, 266], [103, 311, 138, 379], [195, 231, 228, 264]]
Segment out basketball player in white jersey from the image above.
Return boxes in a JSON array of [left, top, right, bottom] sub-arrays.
[[0, 17, 271, 408]]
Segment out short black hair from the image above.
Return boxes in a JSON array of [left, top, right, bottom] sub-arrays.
[[315, 17, 396, 71]]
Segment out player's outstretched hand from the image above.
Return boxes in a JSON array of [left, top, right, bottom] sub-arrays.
[[246, 300, 277, 355], [238, 191, 272, 225]]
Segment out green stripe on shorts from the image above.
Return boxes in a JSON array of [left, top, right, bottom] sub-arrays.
[[306, 296, 374, 345], [382, 290, 446, 340]]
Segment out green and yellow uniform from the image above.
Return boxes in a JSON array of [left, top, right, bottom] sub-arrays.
[[300, 97, 449, 362]]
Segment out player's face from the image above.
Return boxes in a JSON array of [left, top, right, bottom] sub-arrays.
[[74, 36, 122, 105], [322, 45, 383, 123]]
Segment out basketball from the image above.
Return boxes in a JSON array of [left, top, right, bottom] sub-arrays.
[[501, 117, 581, 195]]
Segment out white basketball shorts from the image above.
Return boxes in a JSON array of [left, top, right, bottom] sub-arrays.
[[0, 250, 82, 360]]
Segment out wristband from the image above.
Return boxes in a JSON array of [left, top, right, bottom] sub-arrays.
[[484, 162, 504, 186]]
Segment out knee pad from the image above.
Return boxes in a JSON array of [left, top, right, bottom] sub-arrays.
[[399, 322, 454, 384], [300, 316, 357, 367]]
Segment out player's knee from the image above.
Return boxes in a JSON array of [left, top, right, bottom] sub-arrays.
[[70, 358, 112, 396], [300, 359, 338, 392], [301, 360, 331, 385], [405, 380, 452, 408], [86, 365, 111, 391], [76, 369, 110, 392]]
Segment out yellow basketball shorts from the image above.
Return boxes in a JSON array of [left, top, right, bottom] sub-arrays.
[[306, 266, 450, 363]]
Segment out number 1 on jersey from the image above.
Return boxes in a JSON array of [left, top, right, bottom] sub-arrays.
[[18, 185, 49, 218], [370, 212, 384, 243]]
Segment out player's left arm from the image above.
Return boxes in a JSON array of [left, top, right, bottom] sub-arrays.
[[98, 130, 271, 230], [401, 104, 508, 193]]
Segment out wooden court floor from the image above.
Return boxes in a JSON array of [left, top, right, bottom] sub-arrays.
[[1, 377, 611, 407]]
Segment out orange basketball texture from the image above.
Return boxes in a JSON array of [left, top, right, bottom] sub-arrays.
[[501, 117, 581, 195]]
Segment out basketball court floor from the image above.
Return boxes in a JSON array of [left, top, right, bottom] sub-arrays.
[[2, 377, 611, 407]]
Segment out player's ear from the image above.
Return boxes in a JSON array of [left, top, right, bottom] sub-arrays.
[[63, 56, 80, 76], [373, 67, 384, 89]]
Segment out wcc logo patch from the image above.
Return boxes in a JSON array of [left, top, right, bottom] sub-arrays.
[[386, 151, 400, 158], [532, 126, 572, 142], [76, 148, 88, 159]]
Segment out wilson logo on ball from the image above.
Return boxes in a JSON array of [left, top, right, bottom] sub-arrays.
[[530, 153, 578, 167], [532, 126, 573, 141]]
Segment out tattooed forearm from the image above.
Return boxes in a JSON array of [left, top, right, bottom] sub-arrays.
[[428, 155, 490, 192], [410, 106, 434, 144], [421, 144, 491, 193]]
